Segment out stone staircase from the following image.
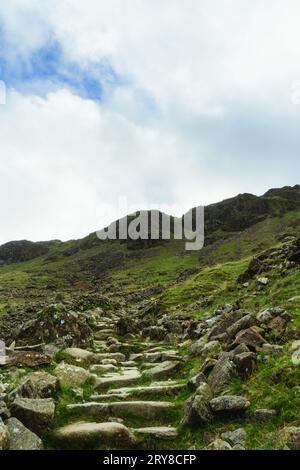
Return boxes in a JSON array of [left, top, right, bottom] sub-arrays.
[[51, 315, 186, 449]]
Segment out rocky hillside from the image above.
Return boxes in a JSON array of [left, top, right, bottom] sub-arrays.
[[0, 184, 300, 450]]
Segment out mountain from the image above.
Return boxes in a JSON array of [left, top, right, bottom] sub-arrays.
[[0, 184, 300, 451]]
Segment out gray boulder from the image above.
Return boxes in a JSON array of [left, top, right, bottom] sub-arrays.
[[11, 398, 55, 436], [181, 383, 213, 426], [210, 395, 250, 414], [207, 353, 236, 393], [221, 428, 247, 446], [6, 418, 43, 450]]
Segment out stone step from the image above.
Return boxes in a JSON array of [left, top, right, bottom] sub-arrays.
[[129, 351, 181, 364], [94, 368, 142, 390], [134, 426, 178, 440], [90, 382, 186, 401], [94, 353, 126, 363], [52, 422, 136, 449], [143, 361, 182, 380], [66, 401, 176, 421], [89, 364, 119, 374]]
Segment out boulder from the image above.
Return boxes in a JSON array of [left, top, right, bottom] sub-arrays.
[[208, 309, 247, 339], [209, 395, 250, 414], [188, 372, 207, 391], [54, 363, 92, 388], [11, 398, 55, 435], [234, 327, 265, 351], [18, 371, 58, 398], [257, 309, 273, 324], [221, 428, 247, 446], [233, 352, 256, 379], [181, 383, 213, 426], [207, 353, 236, 393], [199, 341, 222, 359], [6, 418, 43, 450], [8, 351, 51, 367], [226, 314, 256, 338], [62, 348, 95, 364]]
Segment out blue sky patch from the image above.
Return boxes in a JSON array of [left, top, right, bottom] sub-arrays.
[[0, 32, 118, 101]]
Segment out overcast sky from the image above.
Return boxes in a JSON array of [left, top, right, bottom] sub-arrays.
[[0, 0, 300, 244]]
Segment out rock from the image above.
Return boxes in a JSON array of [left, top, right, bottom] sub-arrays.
[[254, 409, 277, 421], [16, 306, 93, 348], [6, 418, 43, 450], [67, 401, 175, 421], [95, 353, 126, 363], [227, 314, 256, 338], [144, 361, 181, 380], [90, 364, 118, 374], [134, 427, 178, 440], [232, 343, 250, 355], [52, 422, 136, 449], [19, 371, 59, 398], [221, 428, 247, 446], [0, 418, 10, 450], [188, 372, 207, 391], [200, 358, 218, 376], [63, 348, 95, 364], [234, 327, 265, 351], [260, 344, 283, 354], [94, 369, 142, 390], [54, 363, 92, 388], [142, 326, 167, 341], [207, 353, 236, 393], [291, 340, 300, 351], [9, 351, 51, 367], [208, 309, 246, 340], [11, 398, 55, 435], [257, 309, 273, 324], [181, 383, 213, 426], [233, 352, 256, 379], [278, 427, 300, 450], [200, 341, 222, 359], [257, 277, 269, 286], [190, 337, 209, 356], [206, 438, 232, 450], [92, 382, 185, 401], [268, 316, 287, 331], [209, 395, 250, 414]]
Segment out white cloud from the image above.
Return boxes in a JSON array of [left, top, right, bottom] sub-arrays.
[[1, 1, 300, 243]]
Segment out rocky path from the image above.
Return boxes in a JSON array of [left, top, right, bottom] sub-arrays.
[[50, 314, 186, 449], [1, 303, 300, 450]]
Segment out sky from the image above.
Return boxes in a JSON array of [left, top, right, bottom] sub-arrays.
[[0, 0, 300, 244]]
